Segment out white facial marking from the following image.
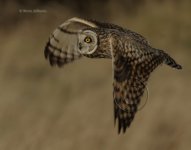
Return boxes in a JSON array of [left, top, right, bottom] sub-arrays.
[[77, 30, 98, 55]]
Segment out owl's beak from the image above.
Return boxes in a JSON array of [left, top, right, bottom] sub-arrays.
[[79, 43, 82, 50], [78, 43, 87, 54]]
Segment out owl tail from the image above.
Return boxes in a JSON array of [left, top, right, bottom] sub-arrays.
[[157, 49, 182, 70]]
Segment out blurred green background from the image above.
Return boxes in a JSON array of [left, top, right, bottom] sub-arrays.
[[0, 0, 190, 150]]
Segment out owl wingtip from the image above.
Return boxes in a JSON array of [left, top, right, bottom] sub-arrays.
[[177, 64, 182, 70], [117, 125, 128, 134]]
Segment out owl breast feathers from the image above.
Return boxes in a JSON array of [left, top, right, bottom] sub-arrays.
[[44, 17, 182, 134]]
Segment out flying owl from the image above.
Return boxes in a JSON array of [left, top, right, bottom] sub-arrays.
[[44, 17, 182, 133]]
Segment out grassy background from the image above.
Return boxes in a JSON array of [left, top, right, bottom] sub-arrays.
[[0, 0, 190, 150]]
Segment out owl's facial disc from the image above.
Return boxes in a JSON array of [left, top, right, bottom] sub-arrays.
[[77, 30, 97, 55]]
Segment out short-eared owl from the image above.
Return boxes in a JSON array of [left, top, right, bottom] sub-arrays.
[[44, 17, 182, 133]]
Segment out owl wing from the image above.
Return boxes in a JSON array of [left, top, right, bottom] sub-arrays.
[[112, 40, 164, 133], [44, 17, 98, 67], [88, 19, 150, 45]]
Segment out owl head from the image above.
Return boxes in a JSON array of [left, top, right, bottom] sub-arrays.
[[77, 30, 98, 55], [77, 29, 112, 58]]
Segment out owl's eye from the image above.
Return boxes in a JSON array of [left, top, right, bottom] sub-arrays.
[[84, 36, 92, 43]]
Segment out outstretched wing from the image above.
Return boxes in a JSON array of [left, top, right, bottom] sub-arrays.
[[88, 19, 150, 45], [44, 17, 98, 67], [45, 17, 150, 67], [112, 40, 164, 133]]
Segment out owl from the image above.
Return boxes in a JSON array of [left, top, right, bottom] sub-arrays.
[[44, 17, 182, 133]]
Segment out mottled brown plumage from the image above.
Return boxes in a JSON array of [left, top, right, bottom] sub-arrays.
[[44, 17, 182, 134]]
